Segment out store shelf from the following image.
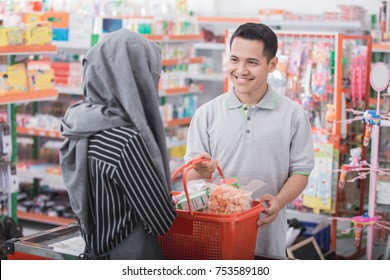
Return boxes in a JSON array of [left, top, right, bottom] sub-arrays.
[[17, 127, 62, 139], [166, 117, 192, 127], [17, 211, 76, 226], [56, 86, 83, 95], [198, 16, 260, 24], [187, 73, 225, 82], [167, 139, 187, 149], [372, 43, 390, 53], [17, 163, 66, 192], [162, 57, 204, 66], [0, 45, 57, 55], [0, 89, 58, 105], [53, 41, 90, 54], [159, 84, 203, 96], [193, 42, 225, 50], [260, 20, 363, 30], [144, 34, 203, 42]]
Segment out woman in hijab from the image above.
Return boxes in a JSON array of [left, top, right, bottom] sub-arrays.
[[59, 29, 176, 260]]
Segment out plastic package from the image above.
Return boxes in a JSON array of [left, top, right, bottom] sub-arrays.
[[207, 183, 252, 214]]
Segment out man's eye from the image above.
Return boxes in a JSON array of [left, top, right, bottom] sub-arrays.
[[230, 57, 238, 63], [248, 61, 258, 65]]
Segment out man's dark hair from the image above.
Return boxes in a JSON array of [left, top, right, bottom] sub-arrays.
[[230, 23, 278, 63]]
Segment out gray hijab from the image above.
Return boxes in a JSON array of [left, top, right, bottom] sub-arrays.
[[59, 29, 171, 234]]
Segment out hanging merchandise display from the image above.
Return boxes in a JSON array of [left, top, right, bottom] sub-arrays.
[[333, 62, 390, 260]]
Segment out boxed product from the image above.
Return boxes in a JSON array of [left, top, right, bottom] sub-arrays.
[[27, 69, 55, 91], [0, 64, 28, 94], [24, 22, 52, 46], [41, 12, 69, 28], [41, 12, 69, 41], [0, 27, 23, 46], [22, 13, 42, 23], [27, 61, 55, 91], [176, 189, 209, 211]]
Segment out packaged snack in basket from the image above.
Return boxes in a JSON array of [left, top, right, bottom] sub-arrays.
[[176, 189, 209, 211], [207, 184, 252, 214], [174, 179, 209, 211]]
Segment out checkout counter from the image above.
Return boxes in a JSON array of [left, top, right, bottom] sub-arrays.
[[5, 222, 288, 260], [6, 223, 85, 260]]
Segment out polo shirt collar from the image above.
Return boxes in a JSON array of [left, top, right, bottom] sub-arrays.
[[227, 85, 277, 110]]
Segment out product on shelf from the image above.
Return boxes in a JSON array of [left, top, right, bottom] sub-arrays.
[[0, 26, 24, 46], [0, 63, 28, 94]]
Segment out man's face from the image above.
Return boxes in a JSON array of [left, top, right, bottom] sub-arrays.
[[228, 37, 277, 98]]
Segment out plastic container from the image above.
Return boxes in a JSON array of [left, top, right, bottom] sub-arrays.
[[158, 158, 265, 259]]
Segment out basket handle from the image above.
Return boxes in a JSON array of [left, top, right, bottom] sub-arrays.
[[171, 158, 225, 216]]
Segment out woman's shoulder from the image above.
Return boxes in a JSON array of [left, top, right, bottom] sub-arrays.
[[94, 126, 138, 139], [89, 126, 140, 156]]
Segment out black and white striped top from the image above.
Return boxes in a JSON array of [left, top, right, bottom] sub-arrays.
[[83, 126, 176, 256]]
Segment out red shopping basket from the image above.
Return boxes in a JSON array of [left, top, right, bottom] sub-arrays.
[[158, 158, 265, 260]]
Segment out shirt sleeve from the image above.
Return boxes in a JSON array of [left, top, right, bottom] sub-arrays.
[[289, 109, 315, 176], [114, 132, 176, 235], [184, 107, 211, 163]]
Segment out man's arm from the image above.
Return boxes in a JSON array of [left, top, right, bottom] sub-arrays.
[[257, 174, 308, 227]]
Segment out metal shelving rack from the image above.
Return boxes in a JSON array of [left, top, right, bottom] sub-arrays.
[[0, 45, 58, 223]]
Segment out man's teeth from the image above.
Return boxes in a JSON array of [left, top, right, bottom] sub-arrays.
[[237, 77, 250, 82]]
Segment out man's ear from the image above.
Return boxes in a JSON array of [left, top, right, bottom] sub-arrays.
[[268, 57, 278, 73]]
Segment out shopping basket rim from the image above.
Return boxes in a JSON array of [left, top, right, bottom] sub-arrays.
[[174, 200, 265, 223]]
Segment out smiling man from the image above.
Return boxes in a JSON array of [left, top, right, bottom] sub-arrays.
[[184, 23, 314, 259]]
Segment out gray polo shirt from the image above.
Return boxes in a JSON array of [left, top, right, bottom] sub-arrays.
[[185, 86, 314, 258]]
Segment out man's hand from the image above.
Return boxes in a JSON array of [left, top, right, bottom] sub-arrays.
[[257, 194, 281, 228], [192, 152, 219, 179]]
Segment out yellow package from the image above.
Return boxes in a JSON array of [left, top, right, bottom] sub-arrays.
[[0, 64, 28, 94], [24, 22, 52, 46], [28, 68, 55, 91], [0, 27, 23, 46]]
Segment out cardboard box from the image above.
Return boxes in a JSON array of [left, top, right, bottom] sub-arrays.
[[0, 27, 23, 46], [176, 189, 209, 211], [0, 64, 28, 94], [41, 12, 69, 29], [24, 22, 52, 46], [22, 13, 42, 23], [27, 61, 55, 91], [28, 69, 55, 91]]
